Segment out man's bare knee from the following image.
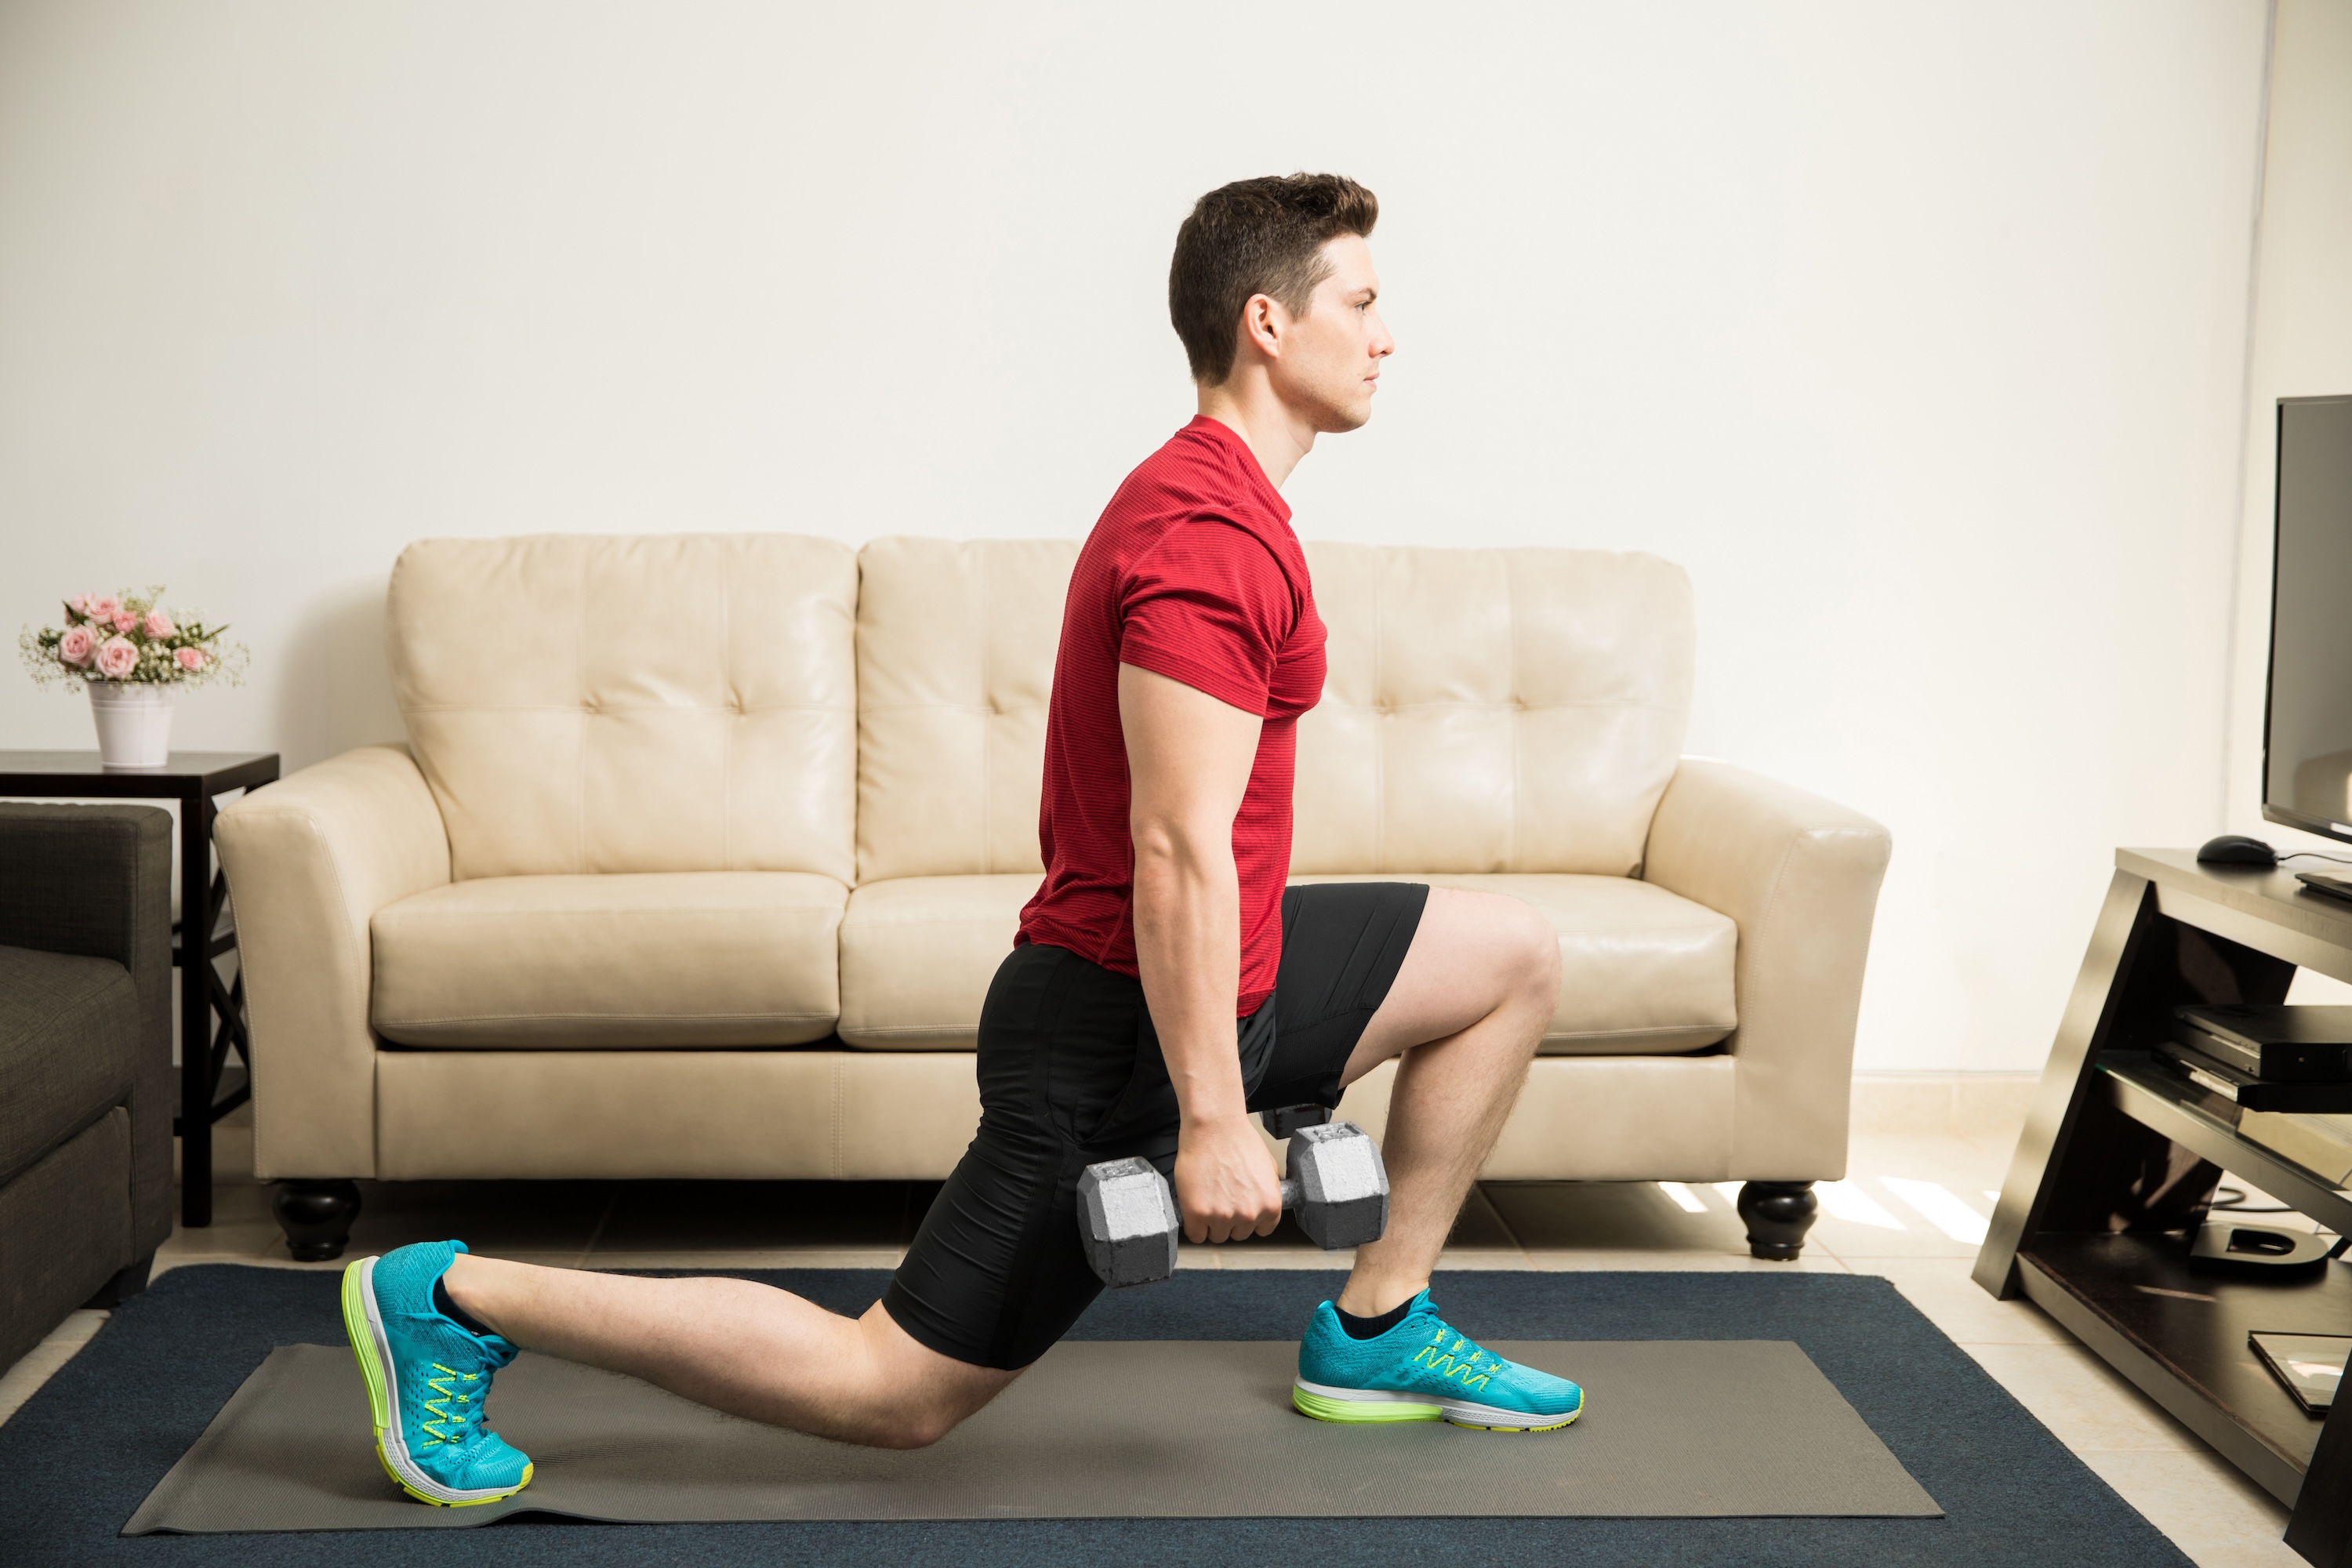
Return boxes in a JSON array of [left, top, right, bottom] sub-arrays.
[[860, 1405, 962, 1450], [1505, 902, 1560, 1008], [833, 1310, 1014, 1449], [837, 1381, 978, 1449]]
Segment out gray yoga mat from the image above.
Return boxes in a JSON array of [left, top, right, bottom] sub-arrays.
[[125, 1339, 1939, 1532]]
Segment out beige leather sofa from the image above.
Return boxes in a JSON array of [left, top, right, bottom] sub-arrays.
[[217, 534, 1890, 1258]]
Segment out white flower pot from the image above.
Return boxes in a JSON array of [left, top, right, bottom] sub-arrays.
[[88, 681, 176, 769]]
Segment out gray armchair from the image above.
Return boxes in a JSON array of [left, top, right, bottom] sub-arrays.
[[0, 804, 174, 1373]]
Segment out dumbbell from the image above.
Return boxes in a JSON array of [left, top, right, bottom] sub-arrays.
[[1076, 1119, 1390, 1288]]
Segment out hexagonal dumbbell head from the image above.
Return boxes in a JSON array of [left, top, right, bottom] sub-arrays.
[[1284, 1121, 1389, 1250], [1077, 1156, 1181, 1287]]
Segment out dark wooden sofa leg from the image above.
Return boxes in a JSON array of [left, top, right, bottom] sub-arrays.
[[274, 1179, 363, 1261], [82, 1250, 155, 1308], [1737, 1181, 1819, 1261]]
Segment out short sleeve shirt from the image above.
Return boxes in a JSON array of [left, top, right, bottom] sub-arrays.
[[1016, 417, 1327, 1013]]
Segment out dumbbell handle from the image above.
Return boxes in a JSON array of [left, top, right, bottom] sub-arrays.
[[1152, 1175, 1306, 1224], [1217, 1171, 1377, 1239]]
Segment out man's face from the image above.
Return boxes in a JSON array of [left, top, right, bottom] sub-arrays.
[[1266, 235, 1394, 432]]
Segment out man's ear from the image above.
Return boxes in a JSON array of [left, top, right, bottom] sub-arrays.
[[1237, 292, 1286, 365]]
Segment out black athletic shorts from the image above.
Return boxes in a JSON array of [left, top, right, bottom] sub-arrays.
[[880, 880, 1431, 1370]]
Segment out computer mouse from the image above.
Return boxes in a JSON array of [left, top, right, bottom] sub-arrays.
[[2197, 833, 2278, 866]]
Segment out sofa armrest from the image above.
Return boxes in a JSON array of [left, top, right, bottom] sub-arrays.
[[216, 745, 449, 1178], [1642, 758, 1891, 1179], [0, 804, 175, 1253]]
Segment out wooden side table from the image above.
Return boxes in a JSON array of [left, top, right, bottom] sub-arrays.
[[1977, 848, 2352, 1566], [0, 750, 279, 1226]]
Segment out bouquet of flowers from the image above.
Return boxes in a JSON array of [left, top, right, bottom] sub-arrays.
[[19, 588, 248, 689]]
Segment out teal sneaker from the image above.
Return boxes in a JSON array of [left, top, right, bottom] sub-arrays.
[[1294, 1289, 1584, 1431], [340, 1240, 534, 1505]]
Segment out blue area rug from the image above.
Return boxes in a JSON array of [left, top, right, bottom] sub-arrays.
[[0, 1264, 2190, 1566]]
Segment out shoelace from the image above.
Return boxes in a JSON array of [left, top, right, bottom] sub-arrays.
[[412, 1328, 515, 1451], [418, 1360, 484, 1449], [1405, 1312, 1506, 1382]]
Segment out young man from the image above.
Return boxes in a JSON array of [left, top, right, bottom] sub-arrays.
[[340, 172, 1576, 1508]]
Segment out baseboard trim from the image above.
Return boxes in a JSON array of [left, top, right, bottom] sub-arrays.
[[1849, 1072, 2037, 1141]]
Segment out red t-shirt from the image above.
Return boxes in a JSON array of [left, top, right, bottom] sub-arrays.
[[1017, 416, 1327, 1014]]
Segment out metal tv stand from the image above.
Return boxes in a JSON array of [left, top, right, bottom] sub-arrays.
[[1978, 848, 2352, 1566]]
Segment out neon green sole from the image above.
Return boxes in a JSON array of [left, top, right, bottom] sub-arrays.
[[1292, 1387, 1443, 1423], [340, 1261, 391, 1434], [1294, 1383, 1584, 1432], [341, 1258, 532, 1507], [372, 1448, 535, 1508]]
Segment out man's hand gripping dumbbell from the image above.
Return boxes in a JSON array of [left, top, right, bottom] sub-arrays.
[[1077, 1109, 1390, 1288]]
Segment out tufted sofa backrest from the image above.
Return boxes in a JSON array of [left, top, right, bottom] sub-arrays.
[[846, 537, 1693, 884], [387, 535, 858, 883], [853, 537, 1080, 883], [1290, 545, 1693, 876]]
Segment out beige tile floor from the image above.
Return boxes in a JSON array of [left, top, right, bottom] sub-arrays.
[[0, 1090, 2313, 1566]]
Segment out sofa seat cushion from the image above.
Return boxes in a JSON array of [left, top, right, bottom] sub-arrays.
[[0, 944, 139, 1185], [1333, 1054, 1741, 1179], [372, 873, 846, 1048], [839, 870, 1732, 1057], [837, 874, 1040, 1049], [1290, 873, 1736, 1054], [374, 1050, 983, 1180]]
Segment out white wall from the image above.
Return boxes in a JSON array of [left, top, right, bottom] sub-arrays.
[[0, 2, 2275, 1070], [2229, 0, 2352, 842], [2223, 0, 2352, 1007]]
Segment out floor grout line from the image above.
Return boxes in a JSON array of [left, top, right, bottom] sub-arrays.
[[574, 1193, 619, 1270], [1472, 1182, 1530, 1258]]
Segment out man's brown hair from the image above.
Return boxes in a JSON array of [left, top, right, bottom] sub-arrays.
[[1168, 173, 1379, 385]]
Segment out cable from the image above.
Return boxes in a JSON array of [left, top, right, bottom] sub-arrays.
[[2211, 1185, 2295, 1214], [2280, 851, 2352, 866]]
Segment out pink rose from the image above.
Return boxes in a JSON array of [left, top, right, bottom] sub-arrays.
[[143, 608, 175, 638], [174, 646, 205, 672], [65, 593, 92, 618], [91, 595, 122, 621], [93, 637, 137, 678], [58, 625, 96, 666], [112, 610, 138, 634]]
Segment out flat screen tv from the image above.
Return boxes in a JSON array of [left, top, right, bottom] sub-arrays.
[[2266, 394, 2352, 841]]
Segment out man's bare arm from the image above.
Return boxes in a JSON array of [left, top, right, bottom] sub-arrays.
[[1118, 662, 1282, 1244]]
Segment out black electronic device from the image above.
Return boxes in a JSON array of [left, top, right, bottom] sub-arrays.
[[2198, 833, 2280, 866], [2263, 394, 2352, 845], [2153, 1039, 2352, 1112], [2251, 1332, 2352, 1415], [2175, 1004, 2352, 1081], [2299, 871, 2352, 909]]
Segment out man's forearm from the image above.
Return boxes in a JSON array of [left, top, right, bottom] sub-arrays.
[[1131, 833, 1246, 1124], [1116, 663, 1279, 1243]]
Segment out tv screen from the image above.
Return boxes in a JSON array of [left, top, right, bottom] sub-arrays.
[[2267, 395, 2352, 840]]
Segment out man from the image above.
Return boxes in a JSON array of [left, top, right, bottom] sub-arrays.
[[341, 172, 1576, 1509]]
